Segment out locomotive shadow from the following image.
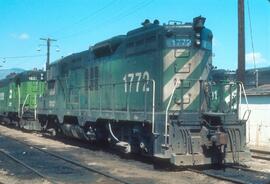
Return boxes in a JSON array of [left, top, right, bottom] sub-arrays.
[[41, 134, 235, 172], [0, 123, 254, 173], [43, 133, 156, 164]]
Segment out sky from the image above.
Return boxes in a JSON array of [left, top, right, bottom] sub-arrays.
[[0, 0, 269, 70]]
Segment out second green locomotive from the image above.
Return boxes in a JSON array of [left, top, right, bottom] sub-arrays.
[[0, 70, 45, 130]]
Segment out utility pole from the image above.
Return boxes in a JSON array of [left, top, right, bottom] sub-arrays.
[[40, 38, 57, 70], [238, 0, 245, 83]]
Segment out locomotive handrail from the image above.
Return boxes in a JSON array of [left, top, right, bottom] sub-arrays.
[[239, 82, 249, 110], [239, 82, 250, 121], [164, 80, 180, 142], [150, 79, 156, 134], [17, 85, 21, 118], [21, 94, 30, 116], [34, 94, 37, 120], [242, 109, 251, 122], [239, 82, 251, 144]]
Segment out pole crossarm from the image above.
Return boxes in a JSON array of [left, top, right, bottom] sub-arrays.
[[39, 38, 57, 70]]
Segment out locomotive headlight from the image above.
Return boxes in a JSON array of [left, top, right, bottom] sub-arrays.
[[195, 32, 201, 47]]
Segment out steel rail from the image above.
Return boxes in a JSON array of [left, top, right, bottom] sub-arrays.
[[229, 164, 270, 175], [250, 149, 270, 161], [188, 164, 270, 184], [251, 154, 270, 161], [3, 135, 133, 184], [187, 168, 247, 184], [0, 149, 56, 184]]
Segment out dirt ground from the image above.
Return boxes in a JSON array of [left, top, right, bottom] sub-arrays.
[[0, 125, 269, 184]]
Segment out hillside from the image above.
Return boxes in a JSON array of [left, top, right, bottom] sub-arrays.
[[0, 68, 25, 79]]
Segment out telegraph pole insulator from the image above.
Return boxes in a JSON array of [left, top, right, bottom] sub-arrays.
[[238, 0, 245, 83], [40, 38, 57, 70]]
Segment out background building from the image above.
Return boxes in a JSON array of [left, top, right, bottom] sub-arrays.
[[241, 84, 270, 149]]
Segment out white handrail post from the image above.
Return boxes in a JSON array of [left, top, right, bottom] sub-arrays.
[[151, 79, 156, 134], [164, 80, 180, 146], [239, 82, 251, 144], [239, 83, 242, 118], [21, 94, 30, 116], [18, 85, 21, 118]]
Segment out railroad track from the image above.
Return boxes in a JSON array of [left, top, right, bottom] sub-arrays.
[[0, 135, 133, 184], [1, 125, 270, 184], [250, 149, 270, 161], [188, 165, 270, 184], [0, 149, 52, 183]]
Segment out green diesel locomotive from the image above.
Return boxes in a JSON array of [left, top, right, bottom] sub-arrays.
[[36, 16, 250, 166], [0, 70, 45, 130]]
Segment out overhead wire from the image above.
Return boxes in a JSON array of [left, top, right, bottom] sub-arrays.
[[246, 0, 256, 69], [58, 0, 154, 40], [57, 1, 142, 39], [0, 55, 46, 69], [0, 54, 46, 60], [49, 0, 118, 36], [103, 0, 154, 26], [2, 1, 153, 65]]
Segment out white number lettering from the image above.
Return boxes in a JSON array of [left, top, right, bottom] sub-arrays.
[[142, 71, 150, 92], [135, 72, 142, 92], [212, 91, 218, 100], [123, 71, 150, 93], [123, 75, 127, 93], [127, 73, 134, 92]]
